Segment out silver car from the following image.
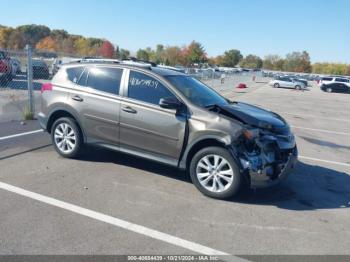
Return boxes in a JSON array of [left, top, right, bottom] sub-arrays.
[[270, 77, 306, 90], [38, 61, 297, 199]]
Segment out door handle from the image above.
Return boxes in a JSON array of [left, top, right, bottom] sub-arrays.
[[122, 106, 137, 114], [72, 95, 84, 102]]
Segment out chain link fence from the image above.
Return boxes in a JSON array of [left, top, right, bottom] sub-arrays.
[[0, 46, 62, 123], [0, 46, 271, 123]]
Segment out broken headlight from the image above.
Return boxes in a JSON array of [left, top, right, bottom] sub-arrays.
[[242, 128, 260, 140]]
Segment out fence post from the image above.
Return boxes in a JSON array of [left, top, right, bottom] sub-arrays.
[[26, 44, 34, 115]]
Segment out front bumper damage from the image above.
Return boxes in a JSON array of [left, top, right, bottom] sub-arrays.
[[231, 129, 298, 188], [248, 146, 298, 188]]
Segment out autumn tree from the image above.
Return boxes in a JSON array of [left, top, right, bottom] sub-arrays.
[[100, 40, 115, 58], [119, 49, 130, 60], [163, 46, 184, 66], [283, 51, 311, 73], [312, 63, 349, 75], [7, 30, 25, 50], [239, 54, 263, 69], [74, 37, 91, 56], [61, 37, 76, 54], [221, 49, 243, 67], [0, 27, 13, 48], [154, 44, 165, 64], [184, 41, 207, 65], [136, 49, 150, 61], [263, 55, 285, 71], [17, 24, 50, 47], [36, 36, 57, 51], [114, 46, 120, 59], [50, 29, 68, 40]]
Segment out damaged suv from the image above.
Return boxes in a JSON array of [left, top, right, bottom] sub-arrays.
[[38, 60, 297, 199]]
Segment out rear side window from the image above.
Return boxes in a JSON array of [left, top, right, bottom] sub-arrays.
[[322, 77, 333, 81], [128, 71, 175, 105], [87, 67, 123, 95], [281, 77, 291, 82], [66, 67, 85, 83], [335, 78, 349, 83]]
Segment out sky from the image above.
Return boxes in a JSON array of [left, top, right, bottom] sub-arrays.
[[1, 0, 349, 63]]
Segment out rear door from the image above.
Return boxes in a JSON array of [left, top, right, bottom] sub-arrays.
[[281, 77, 292, 88], [69, 66, 124, 144], [119, 69, 186, 163]]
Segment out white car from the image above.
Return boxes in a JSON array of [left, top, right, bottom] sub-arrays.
[[269, 77, 306, 90], [318, 76, 350, 87]]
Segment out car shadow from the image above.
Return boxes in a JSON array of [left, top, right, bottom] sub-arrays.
[[78, 146, 191, 184], [78, 147, 350, 211], [236, 161, 350, 211]]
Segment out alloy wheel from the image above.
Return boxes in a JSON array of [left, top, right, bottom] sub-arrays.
[[54, 123, 76, 154], [196, 154, 234, 193]]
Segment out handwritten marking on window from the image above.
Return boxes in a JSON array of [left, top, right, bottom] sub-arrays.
[[130, 77, 159, 89]]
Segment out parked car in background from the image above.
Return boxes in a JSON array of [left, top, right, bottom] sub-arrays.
[[291, 77, 308, 87], [32, 60, 50, 79], [0, 50, 12, 85], [269, 77, 306, 90], [321, 82, 350, 93], [318, 76, 350, 86], [38, 60, 297, 200]]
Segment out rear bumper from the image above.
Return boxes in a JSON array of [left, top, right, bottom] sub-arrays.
[[37, 112, 48, 131], [250, 148, 298, 188]]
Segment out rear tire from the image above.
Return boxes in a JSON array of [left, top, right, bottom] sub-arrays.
[[326, 87, 332, 93], [189, 147, 242, 199], [295, 85, 301, 90], [274, 83, 280, 88], [51, 117, 83, 158]]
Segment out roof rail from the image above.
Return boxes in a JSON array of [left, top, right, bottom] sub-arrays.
[[123, 57, 157, 67], [76, 58, 121, 64], [72, 57, 155, 69]]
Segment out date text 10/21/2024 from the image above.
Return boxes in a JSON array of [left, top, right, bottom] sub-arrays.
[[127, 255, 221, 261]]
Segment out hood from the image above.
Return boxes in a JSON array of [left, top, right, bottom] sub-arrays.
[[218, 102, 288, 132]]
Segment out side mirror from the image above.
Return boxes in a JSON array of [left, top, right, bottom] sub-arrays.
[[159, 97, 182, 110]]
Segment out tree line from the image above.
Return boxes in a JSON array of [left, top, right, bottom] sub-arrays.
[[0, 24, 349, 75]]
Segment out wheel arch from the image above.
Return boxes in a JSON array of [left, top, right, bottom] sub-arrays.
[[46, 106, 86, 142], [179, 136, 229, 170]]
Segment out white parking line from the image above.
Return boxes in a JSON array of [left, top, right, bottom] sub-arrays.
[[291, 126, 350, 136], [285, 113, 350, 123], [0, 181, 236, 257], [0, 129, 43, 141], [299, 156, 350, 168]]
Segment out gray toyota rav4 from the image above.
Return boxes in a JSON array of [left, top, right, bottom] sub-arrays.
[[38, 60, 297, 199]]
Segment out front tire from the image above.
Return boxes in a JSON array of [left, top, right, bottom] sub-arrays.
[[51, 117, 83, 158], [326, 87, 332, 93], [273, 83, 280, 88], [189, 147, 242, 199], [295, 85, 301, 90]]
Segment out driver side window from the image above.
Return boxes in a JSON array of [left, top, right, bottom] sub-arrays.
[[128, 71, 175, 105]]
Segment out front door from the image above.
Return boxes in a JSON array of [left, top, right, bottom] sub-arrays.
[[119, 70, 186, 161]]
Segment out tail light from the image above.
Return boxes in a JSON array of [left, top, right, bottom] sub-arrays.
[[41, 83, 52, 93]]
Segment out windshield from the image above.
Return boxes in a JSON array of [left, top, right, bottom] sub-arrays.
[[165, 75, 229, 107]]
